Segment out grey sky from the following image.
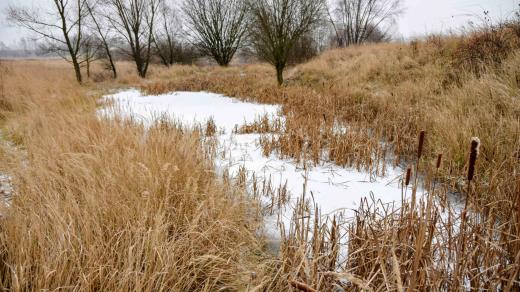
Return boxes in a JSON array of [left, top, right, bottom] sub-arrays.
[[0, 0, 518, 47]]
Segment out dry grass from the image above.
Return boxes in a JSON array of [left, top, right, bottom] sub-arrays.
[[135, 29, 519, 289], [267, 134, 520, 290], [0, 24, 519, 290], [140, 35, 520, 212], [0, 60, 270, 290]]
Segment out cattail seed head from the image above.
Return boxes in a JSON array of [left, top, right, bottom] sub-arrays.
[[467, 137, 480, 181], [417, 130, 426, 160], [405, 166, 412, 186], [436, 154, 443, 169]]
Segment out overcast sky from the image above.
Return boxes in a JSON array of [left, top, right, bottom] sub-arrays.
[[0, 0, 518, 47]]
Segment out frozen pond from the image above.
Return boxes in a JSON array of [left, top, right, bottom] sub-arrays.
[[102, 90, 409, 240]]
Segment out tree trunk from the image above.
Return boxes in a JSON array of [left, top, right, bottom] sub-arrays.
[[276, 65, 284, 86], [71, 56, 82, 83], [134, 54, 146, 78], [86, 59, 91, 79], [86, 2, 117, 79], [108, 53, 117, 79], [103, 39, 117, 78]]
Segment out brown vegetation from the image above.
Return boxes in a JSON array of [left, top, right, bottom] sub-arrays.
[[0, 60, 268, 290], [0, 23, 519, 290]]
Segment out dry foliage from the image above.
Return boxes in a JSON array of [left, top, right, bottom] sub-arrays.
[[0, 22, 519, 290], [0, 60, 268, 290], [137, 28, 520, 289]]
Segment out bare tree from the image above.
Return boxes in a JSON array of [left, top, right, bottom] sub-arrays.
[[327, 0, 403, 47], [7, 0, 88, 83], [80, 33, 103, 78], [104, 0, 161, 78], [183, 0, 249, 66], [86, 0, 118, 78], [248, 0, 326, 85], [152, 2, 182, 66]]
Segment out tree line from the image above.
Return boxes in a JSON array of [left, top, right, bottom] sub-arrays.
[[7, 0, 402, 85]]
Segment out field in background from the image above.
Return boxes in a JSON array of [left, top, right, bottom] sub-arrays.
[[0, 27, 519, 290]]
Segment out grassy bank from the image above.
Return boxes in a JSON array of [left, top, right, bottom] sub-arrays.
[[0, 25, 518, 290], [0, 60, 269, 290]]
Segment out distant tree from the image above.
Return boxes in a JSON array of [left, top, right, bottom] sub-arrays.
[[152, 2, 182, 66], [183, 0, 249, 66], [104, 0, 161, 78], [248, 0, 326, 85], [7, 0, 88, 83], [327, 0, 403, 47], [86, 0, 118, 78], [80, 34, 103, 78]]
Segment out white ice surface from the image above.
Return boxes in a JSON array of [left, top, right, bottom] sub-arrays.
[[103, 90, 409, 240], [102, 89, 279, 133]]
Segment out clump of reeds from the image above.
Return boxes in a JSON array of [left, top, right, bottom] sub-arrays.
[[267, 132, 519, 291], [205, 117, 217, 136]]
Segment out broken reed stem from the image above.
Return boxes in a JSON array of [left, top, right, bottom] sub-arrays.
[[517, 177, 520, 236], [289, 280, 317, 292], [432, 153, 443, 207], [329, 216, 338, 271], [410, 130, 426, 211]]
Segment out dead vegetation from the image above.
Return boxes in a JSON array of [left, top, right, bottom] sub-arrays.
[[0, 23, 519, 291], [139, 26, 520, 289], [264, 133, 520, 291], [0, 60, 269, 290]]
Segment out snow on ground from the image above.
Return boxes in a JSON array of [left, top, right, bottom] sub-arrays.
[[0, 175, 13, 217], [101, 89, 279, 132], [103, 89, 409, 241]]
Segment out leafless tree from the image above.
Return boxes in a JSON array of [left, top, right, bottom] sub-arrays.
[[152, 2, 182, 66], [80, 34, 103, 78], [327, 0, 403, 47], [7, 0, 88, 83], [104, 0, 161, 78], [248, 0, 326, 85], [86, 0, 118, 78], [183, 0, 249, 66]]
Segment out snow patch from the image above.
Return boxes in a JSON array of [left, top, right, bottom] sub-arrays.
[[103, 89, 409, 243]]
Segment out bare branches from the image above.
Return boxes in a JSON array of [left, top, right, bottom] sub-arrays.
[[152, 2, 183, 66], [104, 0, 161, 77], [328, 0, 403, 47], [183, 0, 249, 66], [7, 0, 88, 83], [86, 0, 118, 78], [248, 0, 326, 85]]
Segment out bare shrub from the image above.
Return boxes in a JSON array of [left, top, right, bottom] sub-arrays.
[[327, 0, 403, 47], [453, 26, 519, 76]]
